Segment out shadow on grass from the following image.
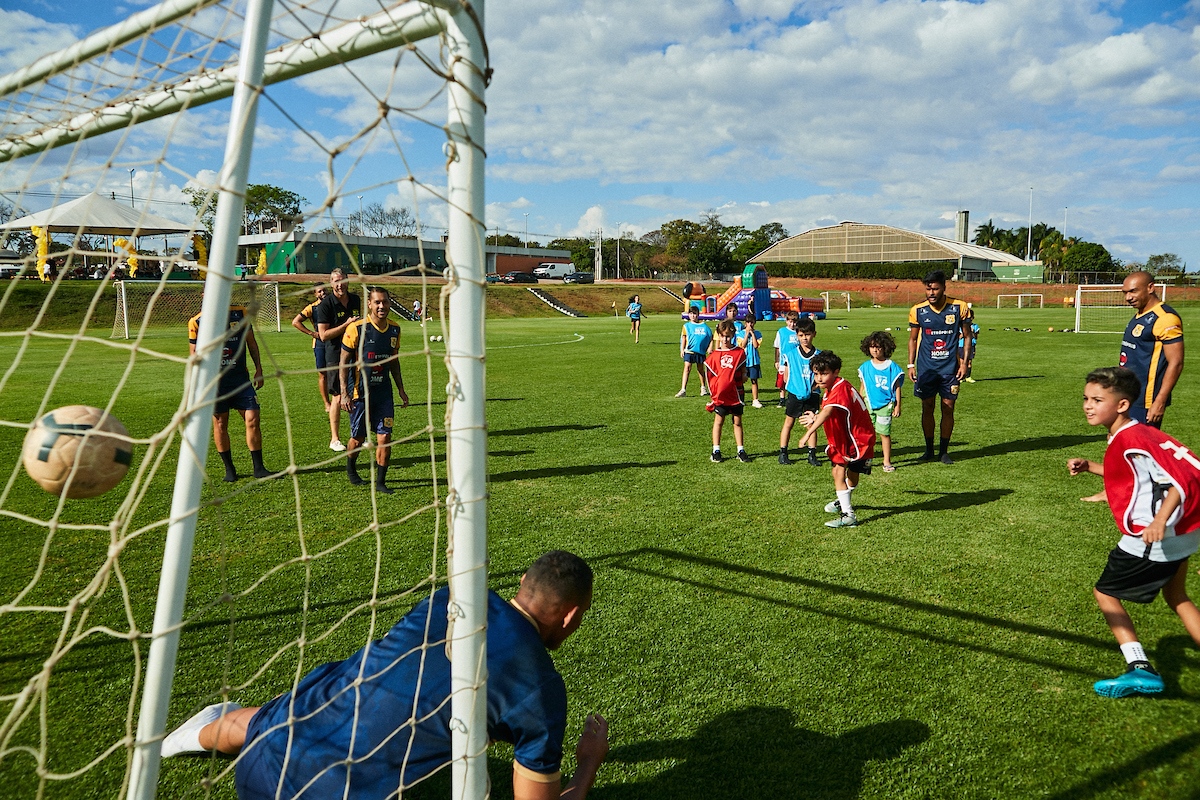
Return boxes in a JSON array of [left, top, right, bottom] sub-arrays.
[[856, 487, 1013, 522], [490, 460, 675, 483], [598, 547, 1115, 678], [1047, 730, 1200, 799], [593, 708, 929, 800], [893, 434, 1099, 463], [490, 424, 607, 437]]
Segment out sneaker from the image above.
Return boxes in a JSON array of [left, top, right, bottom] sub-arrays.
[[1093, 668, 1164, 698], [825, 513, 858, 528], [752, 399, 764, 409], [919, 451, 936, 461], [737, 450, 751, 463], [777, 398, 786, 407], [940, 453, 954, 465], [674, 389, 687, 398], [161, 702, 242, 758], [806, 450, 821, 467], [700, 387, 711, 397], [964, 377, 976, 383], [824, 499, 842, 514], [330, 439, 347, 452], [711, 450, 723, 463], [778, 451, 791, 465], [882, 464, 897, 473]]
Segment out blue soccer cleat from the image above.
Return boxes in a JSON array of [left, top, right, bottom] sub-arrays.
[[1093, 668, 1164, 698]]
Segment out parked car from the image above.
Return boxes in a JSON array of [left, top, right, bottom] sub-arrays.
[[532, 262, 575, 279], [562, 271, 594, 284], [501, 271, 538, 284], [485, 272, 500, 283]]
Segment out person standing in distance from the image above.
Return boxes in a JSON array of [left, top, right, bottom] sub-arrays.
[[676, 307, 713, 397], [625, 294, 643, 344], [314, 268, 362, 452], [290, 285, 330, 413], [907, 270, 971, 464]]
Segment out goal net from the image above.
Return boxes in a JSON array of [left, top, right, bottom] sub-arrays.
[[0, 2, 488, 800], [820, 290, 850, 312], [996, 293, 1043, 309], [113, 280, 281, 339], [1075, 284, 1167, 333]]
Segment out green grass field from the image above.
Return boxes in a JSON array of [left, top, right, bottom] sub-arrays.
[[3, 302, 1200, 798]]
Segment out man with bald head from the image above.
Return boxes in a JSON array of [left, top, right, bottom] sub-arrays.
[[162, 550, 609, 800]]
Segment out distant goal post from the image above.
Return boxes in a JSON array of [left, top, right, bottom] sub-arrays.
[[1075, 284, 1167, 334], [112, 280, 281, 339], [996, 293, 1043, 309], [820, 291, 850, 312]]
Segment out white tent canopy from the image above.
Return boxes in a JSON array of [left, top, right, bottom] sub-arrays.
[[0, 192, 195, 236]]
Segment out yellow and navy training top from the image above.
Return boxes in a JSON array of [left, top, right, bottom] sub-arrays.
[[1120, 301, 1183, 410], [188, 305, 251, 390], [341, 316, 400, 401], [300, 300, 321, 350], [909, 297, 968, 375]]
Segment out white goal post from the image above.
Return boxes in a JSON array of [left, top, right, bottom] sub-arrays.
[[112, 280, 281, 339], [996, 293, 1043, 309], [0, 2, 488, 800], [820, 290, 850, 312], [1075, 284, 1167, 334]]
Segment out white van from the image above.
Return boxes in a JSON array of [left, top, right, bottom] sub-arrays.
[[532, 262, 574, 280]]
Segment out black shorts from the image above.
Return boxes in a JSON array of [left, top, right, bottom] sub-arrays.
[[784, 391, 821, 419], [713, 404, 744, 417], [1094, 547, 1186, 604], [325, 346, 344, 395], [914, 368, 959, 400]]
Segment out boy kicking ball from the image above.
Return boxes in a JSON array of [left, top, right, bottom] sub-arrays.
[[800, 351, 876, 528], [705, 320, 749, 463], [1068, 366, 1200, 697]]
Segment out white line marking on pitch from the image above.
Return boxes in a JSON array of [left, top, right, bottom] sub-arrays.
[[492, 333, 586, 350]]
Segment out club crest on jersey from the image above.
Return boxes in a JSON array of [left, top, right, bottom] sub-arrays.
[[946, 315, 955, 324], [1132, 324, 1145, 337], [390, 337, 398, 348]]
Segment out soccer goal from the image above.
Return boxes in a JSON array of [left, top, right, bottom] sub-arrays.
[[820, 290, 851, 312], [996, 293, 1043, 309], [1075, 284, 1167, 333], [112, 280, 281, 339], [0, 3, 487, 800]]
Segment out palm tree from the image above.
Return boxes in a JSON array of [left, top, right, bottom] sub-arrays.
[[973, 220, 997, 248]]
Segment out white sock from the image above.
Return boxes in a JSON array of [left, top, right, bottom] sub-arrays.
[[837, 489, 853, 515], [737, 446, 746, 453], [161, 702, 241, 758], [1120, 641, 1148, 665], [713, 446, 720, 453]]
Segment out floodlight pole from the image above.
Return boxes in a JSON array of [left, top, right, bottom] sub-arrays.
[[1027, 186, 1033, 262], [442, 1, 488, 799], [126, 1, 274, 799]]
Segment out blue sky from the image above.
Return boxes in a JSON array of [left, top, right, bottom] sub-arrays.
[[1, 0, 1198, 264]]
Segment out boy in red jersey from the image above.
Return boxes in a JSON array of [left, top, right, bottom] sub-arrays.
[[1067, 366, 1200, 697], [704, 320, 748, 463], [800, 351, 876, 528]]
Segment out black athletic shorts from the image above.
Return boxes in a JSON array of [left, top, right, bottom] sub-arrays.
[[1094, 547, 1186, 604], [712, 404, 744, 417], [784, 391, 821, 419]]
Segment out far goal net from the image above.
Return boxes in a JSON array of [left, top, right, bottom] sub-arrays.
[[820, 290, 850, 312], [1075, 284, 1167, 333], [996, 293, 1043, 309], [0, 2, 488, 800]]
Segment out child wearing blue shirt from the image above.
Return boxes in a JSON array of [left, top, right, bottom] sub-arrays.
[[857, 330, 904, 472], [625, 294, 643, 344], [677, 307, 714, 397], [738, 315, 765, 408]]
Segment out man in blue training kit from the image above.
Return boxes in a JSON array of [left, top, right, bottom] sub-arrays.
[[907, 270, 971, 464], [162, 550, 610, 800]]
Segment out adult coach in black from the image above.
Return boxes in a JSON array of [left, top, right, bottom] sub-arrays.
[[907, 270, 971, 464], [161, 550, 610, 800], [315, 267, 361, 452]]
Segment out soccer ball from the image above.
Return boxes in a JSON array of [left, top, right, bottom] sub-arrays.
[[22, 405, 132, 498], [436, 336, 443, 342], [430, 335, 436, 342]]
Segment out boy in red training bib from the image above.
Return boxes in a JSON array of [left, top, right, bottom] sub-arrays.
[[1067, 366, 1200, 697], [704, 320, 748, 463], [800, 351, 876, 528]]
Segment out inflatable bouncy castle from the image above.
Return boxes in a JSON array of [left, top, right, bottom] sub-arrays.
[[681, 264, 824, 321]]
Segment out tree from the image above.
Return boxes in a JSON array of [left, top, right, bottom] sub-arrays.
[[487, 233, 523, 247], [972, 220, 997, 248], [184, 183, 307, 234], [1063, 241, 1115, 274], [547, 237, 594, 271], [1146, 253, 1184, 275]]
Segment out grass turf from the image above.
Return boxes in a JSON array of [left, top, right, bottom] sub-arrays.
[[2, 305, 1200, 798]]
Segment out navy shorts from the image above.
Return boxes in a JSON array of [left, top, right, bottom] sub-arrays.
[[314, 345, 327, 370], [747, 365, 762, 381], [914, 368, 959, 401], [1095, 547, 1185, 603], [349, 394, 395, 441], [1128, 404, 1163, 429], [215, 382, 259, 415], [683, 352, 705, 365], [325, 346, 344, 395], [784, 391, 821, 419]]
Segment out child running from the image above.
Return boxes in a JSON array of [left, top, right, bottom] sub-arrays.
[[677, 307, 713, 397], [626, 294, 643, 343], [1067, 366, 1200, 697], [778, 315, 822, 465], [800, 351, 876, 528], [739, 315, 764, 408], [857, 330, 904, 472], [704, 320, 749, 463]]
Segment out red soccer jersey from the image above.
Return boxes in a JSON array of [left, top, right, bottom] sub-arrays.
[[821, 377, 876, 463], [1104, 421, 1200, 545], [705, 347, 746, 409]]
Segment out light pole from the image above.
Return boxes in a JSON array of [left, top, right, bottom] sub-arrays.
[[1026, 186, 1033, 262], [357, 195, 363, 235], [616, 223, 625, 280], [523, 213, 529, 251], [128, 168, 135, 208]]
